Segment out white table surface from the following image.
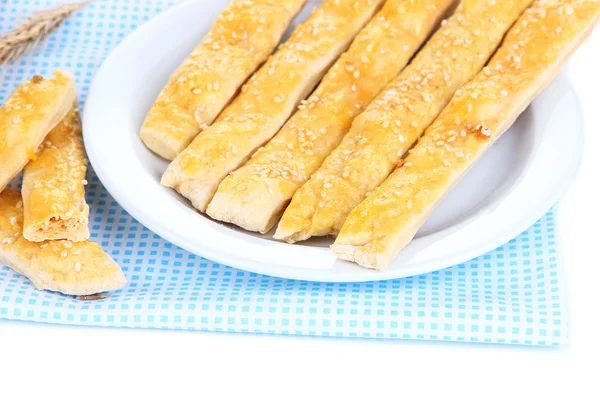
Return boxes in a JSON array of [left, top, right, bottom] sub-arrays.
[[1, 25, 598, 400]]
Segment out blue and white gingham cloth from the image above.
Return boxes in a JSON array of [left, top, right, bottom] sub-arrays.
[[0, 0, 568, 345]]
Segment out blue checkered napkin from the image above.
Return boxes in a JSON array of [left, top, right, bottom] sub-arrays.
[[0, 0, 568, 345]]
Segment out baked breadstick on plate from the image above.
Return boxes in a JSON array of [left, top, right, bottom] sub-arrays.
[[162, 0, 385, 212], [275, 0, 534, 243], [0, 71, 76, 192], [22, 105, 90, 242], [207, 0, 457, 233], [141, 0, 308, 161], [0, 189, 126, 295], [332, 0, 600, 270]]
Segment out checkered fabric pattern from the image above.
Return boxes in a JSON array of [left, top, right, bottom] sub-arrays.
[[0, 0, 568, 345]]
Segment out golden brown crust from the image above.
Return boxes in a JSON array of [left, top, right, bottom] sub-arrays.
[[162, 0, 385, 212], [140, 0, 308, 160], [22, 105, 89, 242], [0, 71, 76, 192], [0, 189, 126, 295], [275, 0, 535, 243], [207, 0, 457, 233], [333, 0, 600, 269]]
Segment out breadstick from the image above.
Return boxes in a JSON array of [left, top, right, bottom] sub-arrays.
[[0, 71, 76, 192], [141, 0, 308, 160], [162, 0, 385, 212], [22, 105, 89, 242], [0, 189, 126, 295], [275, 0, 535, 243], [333, 0, 600, 269], [207, 0, 457, 233]]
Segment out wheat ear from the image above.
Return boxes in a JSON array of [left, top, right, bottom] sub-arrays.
[[0, 1, 92, 65]]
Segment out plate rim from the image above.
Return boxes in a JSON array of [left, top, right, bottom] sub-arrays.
[[83, 0, 584, 282]]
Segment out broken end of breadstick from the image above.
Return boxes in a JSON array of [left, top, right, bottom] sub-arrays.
[[1, 189, 126, 296], [23, 204, 90, 243]]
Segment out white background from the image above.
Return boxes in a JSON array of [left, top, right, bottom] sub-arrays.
[[0, 20, 599, 400]]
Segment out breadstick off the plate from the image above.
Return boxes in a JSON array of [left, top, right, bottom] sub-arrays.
[[0, 71, 76, 192], [162, 0, 384, 212], [332, 0, 600, 270], [207, 0, 457, 233], [22, 105, 90, 242], [0, 189, 126, 295], [141, 0, 308, 160], [275, 0, 534, 243]]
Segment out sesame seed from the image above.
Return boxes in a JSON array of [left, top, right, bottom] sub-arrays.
[[353, 70, 360, 79], [407, 200, 412, 209], [40, 243, 49, 248], [351, 84, 357, 92], [75, 262, 81, 272], [411, 121, 418, 127], [61, 250, 68, 258], [501, 89, 509, 96], [456, 152, 465, 158], [403, 44, 410, 51], [324, 182, 332, 189]]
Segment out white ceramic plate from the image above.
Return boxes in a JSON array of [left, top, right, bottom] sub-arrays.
[[83, 0, 583, 282]]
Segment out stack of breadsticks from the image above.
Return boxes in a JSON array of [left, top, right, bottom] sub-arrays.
[[0, 71, 126, 295], [141, 0, 598, 270]]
